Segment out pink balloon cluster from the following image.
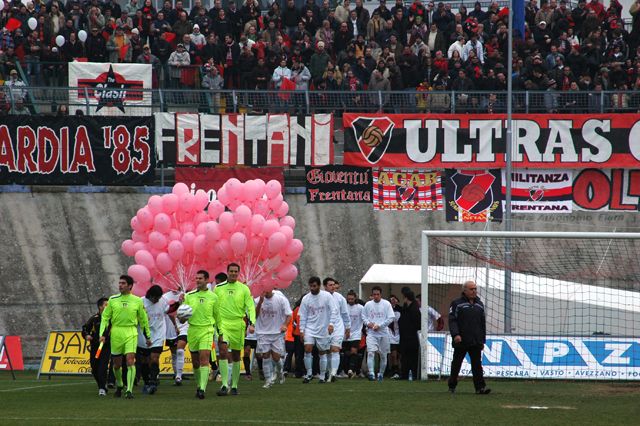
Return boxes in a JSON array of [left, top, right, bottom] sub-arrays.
[[122, 179, 303, 297]]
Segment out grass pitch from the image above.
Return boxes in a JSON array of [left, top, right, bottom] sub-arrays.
[[1, 371, 639, 425]]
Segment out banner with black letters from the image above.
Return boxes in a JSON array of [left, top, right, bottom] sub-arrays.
[[343, 113, 640, 169], [0, 116, 154, 185]]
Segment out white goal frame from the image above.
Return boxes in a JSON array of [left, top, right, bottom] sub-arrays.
[[420, 230, 640, 381]]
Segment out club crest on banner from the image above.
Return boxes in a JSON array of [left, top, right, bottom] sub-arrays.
[[351, 116, 394, 164], [445, 169, 503, 222], [529, 186, 545, 201]]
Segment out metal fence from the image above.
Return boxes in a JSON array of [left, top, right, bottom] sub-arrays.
[[4, 86, 640, 116]]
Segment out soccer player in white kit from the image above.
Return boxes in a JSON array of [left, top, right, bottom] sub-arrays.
[[137, 285, 169, 394], [322, 277, 351, 382], [362, 286, 395, 382], [299, 276, 340, 384], [255, 289, 292, 388], [344, 290, 364, 378]]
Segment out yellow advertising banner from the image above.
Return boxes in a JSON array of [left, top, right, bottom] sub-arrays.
[[38, 331, 194, 378]]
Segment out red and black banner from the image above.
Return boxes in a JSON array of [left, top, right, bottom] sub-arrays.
[[445, 169, 503, 222], [0, 116, 154, 185], [305, 165, 372, 203], [343, 113, 640, 169], [573, 169, 640, 211], [175, 167, 284, 195]]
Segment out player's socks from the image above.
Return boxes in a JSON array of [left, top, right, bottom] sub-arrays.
[[126, 366, 136, 392], [319, 354, 328, 379], [367, 352, 375, 376], [114, 367, 124, 388], [275, 358, 283, 375], [140, 361, 150, 385], [262, 358, 272, 383], [243, 355, 251, 375], [257, 356, 264, 378], [219, 359, 229, 387], [330, 352, 340, 376], [379, 354, 387, 377], [150, 363, 160, 386], [171, 352, 177, 374], [200, 366, 210, 391], [304, 352, 313, 376], [176, 349, 185, 379], [232, 361, 241, 388]]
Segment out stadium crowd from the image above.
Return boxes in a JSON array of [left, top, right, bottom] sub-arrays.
[[1, 0, 640, 108]]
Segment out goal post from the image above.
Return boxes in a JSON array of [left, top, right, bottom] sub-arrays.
[[420, 230, 640, 381]]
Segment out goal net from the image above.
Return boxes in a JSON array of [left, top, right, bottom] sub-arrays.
[[420, 231, 640, 381]]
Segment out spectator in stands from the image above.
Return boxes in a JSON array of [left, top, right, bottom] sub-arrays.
[[202, 63, 223, 111], [9, 97, 30, 115], [4, 68, 26, 102], [168, 43, 191, 88], [137, 44, 161, 88]]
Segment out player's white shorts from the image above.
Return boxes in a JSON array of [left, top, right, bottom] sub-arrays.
[[329, 332, 343, 348], [304, 335, 331, 351], [257, 333, 285, 355], [366, 334, 390, 355]]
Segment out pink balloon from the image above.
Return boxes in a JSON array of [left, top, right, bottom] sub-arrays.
[[280, 215, 296, 229], [243, 180, 259, 202], [193, 234, 208, 254], [279, 225, 293, 243], [249, 236, 264, 255], [230, 232, 248, 256], [121, 239, 135, 256], [194, 189, 210, 211], [149, 231, 168, 250], [179, 193, 194, 212], [180, 222, 195, 234], [168, 240, 185, 261], [148, 195, 164, 215], [276, 202, 289, 217], [265, 180, 282, 198], [250, 283, 265, 297], [128, 264, 151, 284], [162, 193, 179, 214], [234, 205, 252, 226], [205, 221, 221, 241], [133, 242, 147, 252], [168, 229, 182, 241], [181, 232, 196, 253], [268, 193, 283, 210], [263, 255, 282, 271], [215, 240, 232, 260], [156, 253, 173, 274], [134, 250, 155, 270], [278, 264, 298, 282], [137, 207, 154, 229], [153, 213, 172, 233], [268, 232, 287, 254], [254, 199, 269, 216], [286, 239, 304, 256], [250, 214, 265, 235], [196, 222, 208, 236], [172, 182, 190, 195], [219, 211, 235, 232], [193, 211, 208, 226], [262, 219, 280, 237], [132, 280, 153, 297], [208, 200, 225, 220], [217, 186, 230, 205], [130, 216, 142, 232], [225, 178, 242, 196], [132, 231, 148, 243]]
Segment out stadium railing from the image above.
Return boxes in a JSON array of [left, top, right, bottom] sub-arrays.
[[4, 86, 639, 115]]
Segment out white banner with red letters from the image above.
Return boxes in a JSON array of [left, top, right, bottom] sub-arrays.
[[68, 62, 152, 116], [502, 170, 573, 213]]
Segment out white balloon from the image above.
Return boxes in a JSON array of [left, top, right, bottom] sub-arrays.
[[55, 35, 65, 47], [0, 1, 5, 11], [78, 29, 87, 42], [27, 17, 37, 31]]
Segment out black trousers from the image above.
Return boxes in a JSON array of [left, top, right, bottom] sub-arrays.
[[448, 344, 486, 391], [293, 336, 305, 378], [400, 337, 419, 379], [90, 345, 110, 390]]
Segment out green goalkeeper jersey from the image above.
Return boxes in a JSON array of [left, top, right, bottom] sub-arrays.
[[100, 293, 150, 337], [213, 281, 256, 325], [184, 288, 219, 327]]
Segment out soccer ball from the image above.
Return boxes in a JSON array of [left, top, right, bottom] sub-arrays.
[[177, 304, 193, 320], [362, 125, 384, 148]]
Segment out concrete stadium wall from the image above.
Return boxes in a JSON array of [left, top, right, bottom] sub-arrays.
[[1, 191, 639, 362]]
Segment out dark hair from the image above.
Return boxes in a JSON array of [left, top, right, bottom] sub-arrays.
[[146, 285, 163, 299], [96, 297, 108, 308], [120, 274, 134, 286], [401, 286, 411, 296], [347, 289, 357, 297], [197, 269, 210, 279], [371, 286, 382, 294], [405, 290, 416, 302], [215, 272, 227, 282], [323, 277, 336, 286], [227, 262, 240, 272], [390, 294, 398, 301], [308, 276, 321, 286]]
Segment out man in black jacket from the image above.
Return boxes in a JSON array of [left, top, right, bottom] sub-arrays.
[[82, 297, 111, 396], [448, 280, 490, 394], [398, 287, 420, 380]]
